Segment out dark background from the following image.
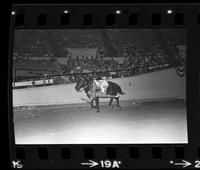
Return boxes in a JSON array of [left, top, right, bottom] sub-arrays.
[[4, 2, 200, 170]]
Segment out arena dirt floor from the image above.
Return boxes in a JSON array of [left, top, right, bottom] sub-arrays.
[[13, 99, 188, 144]]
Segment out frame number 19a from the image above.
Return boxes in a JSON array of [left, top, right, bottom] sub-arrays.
[[81, 160, 122, 168], [100, 160, 121, 168]]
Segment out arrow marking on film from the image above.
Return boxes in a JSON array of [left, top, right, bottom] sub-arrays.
[[173, 160, 192, 168], [81, 160, 99, 168]]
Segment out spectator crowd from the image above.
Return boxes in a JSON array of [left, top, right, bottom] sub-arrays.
[[13, 29, 186, 86]]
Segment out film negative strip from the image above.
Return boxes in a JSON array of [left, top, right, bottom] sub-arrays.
[[8, 4, 200, 169]]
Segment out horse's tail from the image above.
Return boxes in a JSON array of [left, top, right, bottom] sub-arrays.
[[117, 85, 125, 95]]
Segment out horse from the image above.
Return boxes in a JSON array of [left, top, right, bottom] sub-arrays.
[[75, 77, 125, 112]]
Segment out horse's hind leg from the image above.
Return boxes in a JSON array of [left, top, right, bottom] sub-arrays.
[[96, 98, 100, 112], [108, 98, 113, 107], [116, 97, 122, 110]]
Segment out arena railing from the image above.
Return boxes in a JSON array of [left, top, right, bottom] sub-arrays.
[[12, 62, 178, 89]]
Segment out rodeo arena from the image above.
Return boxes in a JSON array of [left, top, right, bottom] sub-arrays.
[[13, 29, 187, 144]]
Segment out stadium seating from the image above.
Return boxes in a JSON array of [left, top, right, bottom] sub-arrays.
[[13, 29, 186, 85]]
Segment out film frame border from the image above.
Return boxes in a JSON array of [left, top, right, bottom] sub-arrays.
[[8, 4, 200, 169]]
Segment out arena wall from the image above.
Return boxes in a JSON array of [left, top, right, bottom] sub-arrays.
[[13, 68, 186, 107]]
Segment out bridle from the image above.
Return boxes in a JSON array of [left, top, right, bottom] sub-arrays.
[[78, 78, 92, 92]]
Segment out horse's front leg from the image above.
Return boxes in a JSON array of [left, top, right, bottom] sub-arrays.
[[90, 98, 94, 108], [90, 98, 97, 109]]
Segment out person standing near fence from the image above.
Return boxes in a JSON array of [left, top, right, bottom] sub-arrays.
[[43, 73, 48, 86]]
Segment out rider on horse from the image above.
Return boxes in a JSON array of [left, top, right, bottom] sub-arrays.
[[93, 76, 109, 95], [75, 74, 125, 112]]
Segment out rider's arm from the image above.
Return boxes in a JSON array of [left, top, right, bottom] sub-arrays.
[[93, 78, 99, 86]]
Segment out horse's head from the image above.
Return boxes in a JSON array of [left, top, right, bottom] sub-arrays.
[[75, 78, 89, 92]]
